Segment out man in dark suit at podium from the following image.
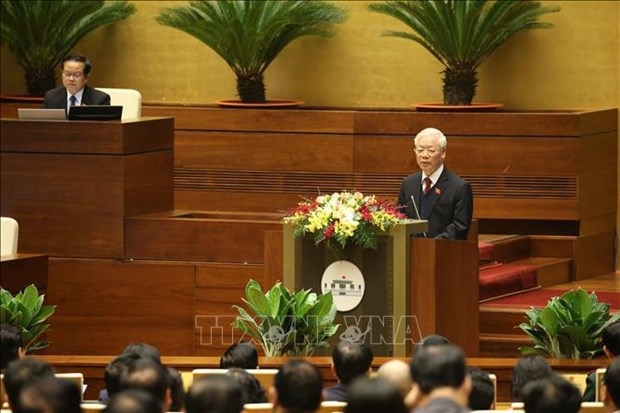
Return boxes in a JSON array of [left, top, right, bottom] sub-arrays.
[[43, 54, 110, 115], [398, 127, 473, 240]]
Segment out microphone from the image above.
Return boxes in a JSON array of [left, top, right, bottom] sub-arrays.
[[410, 195, 427, 238]]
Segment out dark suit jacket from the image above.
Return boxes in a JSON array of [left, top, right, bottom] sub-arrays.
[[324, 382, 348, 402], [398, 167, 473, 240], [413, 397, 470, 413], [582, 370, 596, 402], [43, 85, 110, 114]]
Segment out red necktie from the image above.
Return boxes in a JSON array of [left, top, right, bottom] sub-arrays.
[[423, 177, 432, 195]]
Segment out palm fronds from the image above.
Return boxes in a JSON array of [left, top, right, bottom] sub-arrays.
[[157, 0, 347, 103], [1, 0, 136, 96], [368, 0, 559, 104]]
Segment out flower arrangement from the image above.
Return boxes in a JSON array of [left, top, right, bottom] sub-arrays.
[[283, 191, 406, 249]]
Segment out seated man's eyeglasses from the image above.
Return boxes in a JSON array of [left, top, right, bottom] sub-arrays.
[[62, 71, 84, 79]]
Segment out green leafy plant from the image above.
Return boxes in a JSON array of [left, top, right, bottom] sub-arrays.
[[157, 0, 347, 103], [0, 0, 136, 96], [367, 0, 560, 105], [518, 288, 620, 359], [232, 279, 339, 356], [0, 284, 56, 353]]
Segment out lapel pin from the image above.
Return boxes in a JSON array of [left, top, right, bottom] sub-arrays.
[[434, 187, 441, 195]]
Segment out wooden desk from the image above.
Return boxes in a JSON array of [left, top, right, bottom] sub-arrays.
[[0, 253, 48, 293], [0, 117, 174, 258]]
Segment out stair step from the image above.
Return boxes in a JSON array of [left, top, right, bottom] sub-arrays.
[[479, 263, 538, 301], [479, 306, 528, 335], [479, 333, 531, 358], [510, 257, 572, 287]]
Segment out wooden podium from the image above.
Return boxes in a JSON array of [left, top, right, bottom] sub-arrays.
[[0, 117, 174, 258], [283, 222, 479, 357]]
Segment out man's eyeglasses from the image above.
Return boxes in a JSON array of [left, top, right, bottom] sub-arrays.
[[62, 71, 84, 79], [414, 147, 440, 155]]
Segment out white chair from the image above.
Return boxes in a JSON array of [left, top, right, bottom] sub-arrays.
[[95, 88, 142, 120], [594, 368, 606, 402], [0, 217, 18, 256], [56, 373, 85, 400]]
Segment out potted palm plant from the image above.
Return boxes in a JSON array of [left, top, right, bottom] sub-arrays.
[[156, 0, 347, 105], [367, 0, 560, 107], [0, 0, 136, 97]]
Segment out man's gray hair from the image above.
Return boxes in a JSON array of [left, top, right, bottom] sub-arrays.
[[414, 127, 447, 150]]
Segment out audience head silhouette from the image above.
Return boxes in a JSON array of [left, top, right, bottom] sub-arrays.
[[344, 377, 407, 413], [226, 367, 267, 404], [121, 342, 161, 364], [271, 359, 323, 413], [0, 323, 24, 371], [467, 367, 495, 410], [332, 341, 374, 385], [219, 342, 259, 369], [602, 321, 620, 357], [105, 389, 162, 413], [120, 358, 171, 412], [3, 357, 55, 411], [521, 374, 581, 413], [511, 355, 554, 401], [20, 376, 82, 413], [409, 344, 471, 410], [166, 367, 185, 412], [602, 357, 620, 412], [376, 359, 414, 399], [185, 374, 244, 413]]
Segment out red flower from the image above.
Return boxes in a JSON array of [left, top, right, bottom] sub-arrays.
[[324, 223, 335, 238], [359, 206, 373, 222]]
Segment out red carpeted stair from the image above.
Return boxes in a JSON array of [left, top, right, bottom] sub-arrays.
[[478, 262, 538, 301]]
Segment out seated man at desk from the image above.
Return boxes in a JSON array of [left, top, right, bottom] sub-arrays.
[[43, 54, 110, 114]]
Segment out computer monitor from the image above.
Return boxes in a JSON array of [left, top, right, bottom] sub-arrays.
[[67, 105, 123, 121], [17, 108, 66, 120]]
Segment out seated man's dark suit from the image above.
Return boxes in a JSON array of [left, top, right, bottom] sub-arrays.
[[43, 85, 110, 114], [324, 382, 348, 402], [398, 168, 473, 240]]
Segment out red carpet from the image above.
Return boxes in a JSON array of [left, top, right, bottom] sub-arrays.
[[479, 262, 538, 301], [478, 241, 494, 261], [482, 288, 620, 311]]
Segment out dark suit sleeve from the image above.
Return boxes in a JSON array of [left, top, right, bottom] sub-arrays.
[[435, 180, 473, 240], [398, 180, 409, 217], [582, 371, 596, 402], [43, 88, 62, 109], [92, 89, 111, 105]]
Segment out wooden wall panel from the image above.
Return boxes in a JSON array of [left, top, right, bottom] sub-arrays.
[[410, 239, 479, 356], [125, 212, 281, 263], [175, 131, 353, 172], [174, 191, 309, 213], [579, 132, 618, 219], [1, 153, 125, 257], [143, 106, 355, 133], [352, 109, 618, 136], [1, 118, 174, 258], [47, 259, 195, 355], [573, 231, 616, 279], [354, 135, 580, 175], [194, 263, 267, 356], [0, 118, 173, 155]]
